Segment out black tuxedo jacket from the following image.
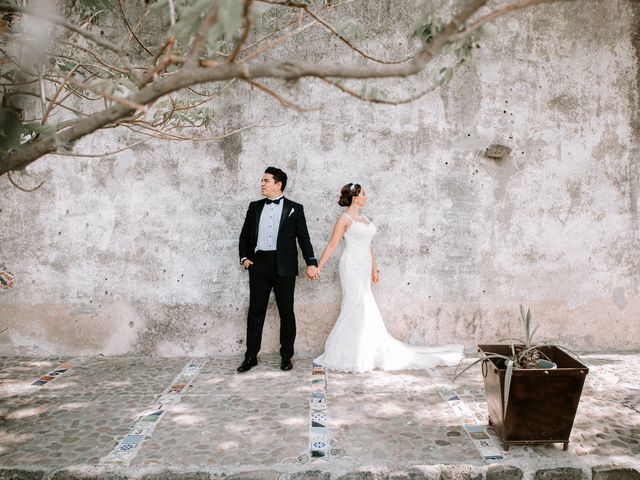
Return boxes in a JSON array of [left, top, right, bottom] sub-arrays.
[[239, 198, 317, 277]]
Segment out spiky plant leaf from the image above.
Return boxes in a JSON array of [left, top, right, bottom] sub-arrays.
[[504, 359, 514, 418]]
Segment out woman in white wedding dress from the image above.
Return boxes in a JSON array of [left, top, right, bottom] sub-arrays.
[[314, 183, 464, 373]]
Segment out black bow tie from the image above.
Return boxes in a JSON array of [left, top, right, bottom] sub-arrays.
[[266, 198, 282, 205]]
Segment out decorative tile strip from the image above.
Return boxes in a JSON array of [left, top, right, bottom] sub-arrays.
[[0, 266, 15, 291], [32, 358, 83, 386], [100, 359, 205, 465], [309, 363, 329, 460], [427, 367, 504, 462]]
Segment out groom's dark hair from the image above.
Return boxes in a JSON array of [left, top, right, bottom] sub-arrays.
[[265, 167, 287, 191]]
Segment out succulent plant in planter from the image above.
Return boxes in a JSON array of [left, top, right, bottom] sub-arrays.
[[455, 305, 589, 451]]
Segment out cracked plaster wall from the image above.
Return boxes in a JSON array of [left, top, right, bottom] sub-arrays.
[[0, 0, 639, 355]]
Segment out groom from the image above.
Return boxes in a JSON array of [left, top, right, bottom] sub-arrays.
[[238, 167, 319, 372]]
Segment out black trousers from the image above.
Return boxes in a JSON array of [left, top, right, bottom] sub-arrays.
[[246, 250, 296, 360]]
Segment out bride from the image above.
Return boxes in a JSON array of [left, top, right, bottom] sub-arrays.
[[313, 183, 464, 373]]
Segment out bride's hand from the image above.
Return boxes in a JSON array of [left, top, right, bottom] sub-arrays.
[[371, 269, 379, 284]]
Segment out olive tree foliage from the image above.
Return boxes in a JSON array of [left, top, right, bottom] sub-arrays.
[[0, 0, 570, 188]]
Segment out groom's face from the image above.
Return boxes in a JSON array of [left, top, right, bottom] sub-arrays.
[[261, 173, 282, 198]]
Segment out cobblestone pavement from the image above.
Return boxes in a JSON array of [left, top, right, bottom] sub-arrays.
[[0, 352, 639, 479]]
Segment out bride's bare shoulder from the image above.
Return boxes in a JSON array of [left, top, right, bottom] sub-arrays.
[[338, 213, 353, 224]]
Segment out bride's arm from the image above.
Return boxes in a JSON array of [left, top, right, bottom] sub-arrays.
[[318, 216, 350, 271], [370, 247, 379, 284]]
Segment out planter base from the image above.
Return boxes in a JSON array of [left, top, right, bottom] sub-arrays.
[[488, 416, 569, 451]]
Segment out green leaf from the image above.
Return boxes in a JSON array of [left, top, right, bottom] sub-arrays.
[[440, 66, 454, 85], [78, 0, 111, 10], [479, 22, 498, 43], [218, 0, 243, 40], [205, 24, 224, 54], [149, 0, 170, 12], [413, 14, 443, 45], [0, 108, 24, 154], [173, 0, 215, 46], [339, 19, 364, 41], [115, 77, 139, 93], [89, 78, 118, 95], [55, 58, 78, 74]]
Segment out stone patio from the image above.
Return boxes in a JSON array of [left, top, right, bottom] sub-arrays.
[[0, 352, 639, 479]]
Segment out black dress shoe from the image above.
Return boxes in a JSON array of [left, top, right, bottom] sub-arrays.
[[237, 357, 257, 373], [280, 358, 293, 371]]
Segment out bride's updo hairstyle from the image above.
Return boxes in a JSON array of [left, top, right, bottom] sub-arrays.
[[338, 183, 361, 207]]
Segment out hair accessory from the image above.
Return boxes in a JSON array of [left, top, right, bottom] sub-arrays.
[[350, 183, 356, 191]]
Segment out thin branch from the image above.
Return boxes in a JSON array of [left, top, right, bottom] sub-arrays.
[[122, 3, 152, 54], [318, 60, 465, 105], [257, 1, 416, 65], [241, 15, 317, 62], [139, 37, 172, 89], [0, 2, 123, 54], [186, 79, 237, 97], [67, 78, 149, 113], [117, 0, 153, 56], [42, 64, 81, 124], [48, 138, 153, 157], [7, 170, 44, 192], [168, 0, 177, 27], [244, 79, 318, 112], [450, 0, 574, 42], [0, 45, 36, 77], [125, 120, 283, 142], [55, 38, 131, 75], [236, 0, 354, 58], [38, 68, 47, 117], [0, 78, 38, 87], [5, 91, 91, 118], [227, 0, 253, 63], [3, 31, 131, 78]]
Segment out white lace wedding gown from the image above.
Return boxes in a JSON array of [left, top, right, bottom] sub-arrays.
[[314, 215, 464, 373]]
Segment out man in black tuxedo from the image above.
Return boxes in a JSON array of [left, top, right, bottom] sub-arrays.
[[238, 167, 319, 372]]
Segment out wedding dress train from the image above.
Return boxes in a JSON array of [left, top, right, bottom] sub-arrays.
[[314, 215, 464, 373]]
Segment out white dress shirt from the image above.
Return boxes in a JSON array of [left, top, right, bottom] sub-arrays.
[[256, 195, 284, 252]]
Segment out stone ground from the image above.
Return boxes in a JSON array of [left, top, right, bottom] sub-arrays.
[[0, 352, 639, 480]]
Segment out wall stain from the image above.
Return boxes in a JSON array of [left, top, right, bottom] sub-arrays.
[[628, 2, 640, 230], [220, 133, 243, 172]]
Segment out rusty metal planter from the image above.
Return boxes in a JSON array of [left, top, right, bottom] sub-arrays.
[[478, 344, 589, 451]]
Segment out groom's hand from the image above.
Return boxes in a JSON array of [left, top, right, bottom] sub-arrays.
[[243, 259, 253, 270], [306, 265, 319, 280]]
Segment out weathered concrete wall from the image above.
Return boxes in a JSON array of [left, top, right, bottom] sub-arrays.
[[1, 0, 639, 355]]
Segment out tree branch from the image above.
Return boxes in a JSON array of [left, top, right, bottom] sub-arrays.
[[2, 0, 582, 176]]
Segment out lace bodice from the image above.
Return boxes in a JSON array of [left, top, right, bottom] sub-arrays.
[[343, 214, 376, 252]]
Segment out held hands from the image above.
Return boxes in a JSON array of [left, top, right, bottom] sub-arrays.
[[306, 265, 320, 280], [243, 259, 254, 270]]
